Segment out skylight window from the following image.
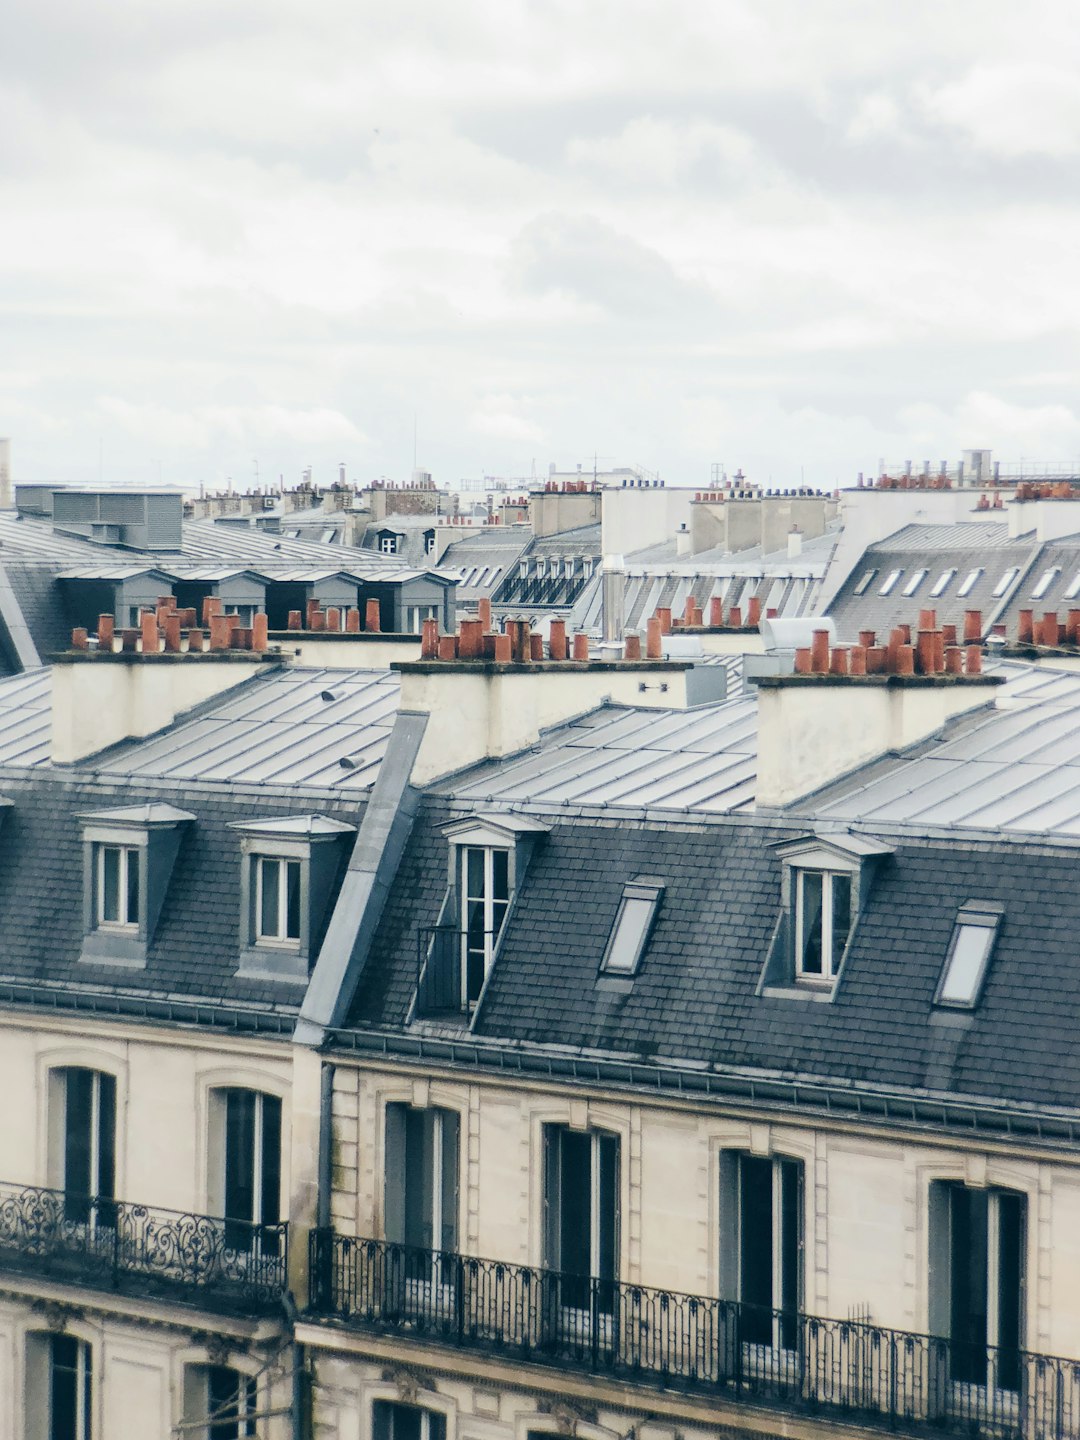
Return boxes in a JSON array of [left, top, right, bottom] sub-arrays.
[[992, 566, 1021, 598], [902, 569, 928, 597], [879, 569, 903, 596], [853, 570, 877, 596], [930, 569, 956, 597], [935, 906, 1002, 1008], [1031, 567, 1061, 600], [957, 567, 983, 598], [600, 879, 664, 976], [1065, 572, 1080, 601]]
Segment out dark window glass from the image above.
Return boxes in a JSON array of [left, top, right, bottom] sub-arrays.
[[997, 1192, 1024, 1390], [373, 1402, 445, 1440], [950, 1186, 989, 1384], [50, 1334, 90, 1440], [259, 859, 279, 938], [831, 874, 851, 968], [208, 1365, 256, 1439], [101, 847, 120, 923], [284, 860, 301, 940], [800, 872, 824, 974], [739, 1155, 774, 1344]]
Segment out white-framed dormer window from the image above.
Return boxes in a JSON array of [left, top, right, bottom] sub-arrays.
[[96, 844, 139, 929], [230, 815, 355, 982], [379, 532, 401, 555], [762, 832, 894, 999], [416, 813, 548, 1017], [254, 856, 301, 944], [795, 869, 851, 982], [77, 804, 195, 969]]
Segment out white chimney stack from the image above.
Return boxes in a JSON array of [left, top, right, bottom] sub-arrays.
[[787, 526, 802, 559], [0, 438, 11, 510]]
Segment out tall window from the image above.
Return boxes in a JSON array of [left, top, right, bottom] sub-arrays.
[[544, 1127, 619, 1313], [384, 1104, 459, 1256], [26, 1333, 92, 1440], [372, 1402, 445, 1440], [183, 1364, 257, 1440], [461, 846, 509, 1006], [211, 1089, 281, 1250], [51, 1068, 116, 1226], [405, 604, 440, 633], [720, 1153, 802, 1352], [931, 1183, 1025, 1391], [379, 533, 400, 554], [795, 869, 851, 981], [254, 857, 301, 944], [95, 845, 138, 928]]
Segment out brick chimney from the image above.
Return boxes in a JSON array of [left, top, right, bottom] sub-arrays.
[[755, 623, 1003, 806], [51, 611, 281, 763], [394, 618, 705, 785]]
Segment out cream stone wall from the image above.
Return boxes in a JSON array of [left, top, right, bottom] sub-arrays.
[[327, 1059, 1080, 1356]]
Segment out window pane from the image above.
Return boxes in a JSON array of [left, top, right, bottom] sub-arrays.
[[993, 566, 1020, 597], [465, 848, 484, 899], [557, 1130, 592, 1278], [491, 849, 509, 902], [97, 1073, 117, 1203], [597, 1133, 619, 1286], [604, 895, 656, 973], [1031, 567, 1060, 599], [101, 847, 120, 923], [259, 859, 280, 938], [125, 850, 139, 925], [224, 1089, 257, 1225], [260, 1095, 282, 1227], [902, 569, 927, 596], [930, 569, 956, 597], [950, 1186, 989, 1385], [284, 860, 301, 940], [853, 570, 876, 596], [799, 872, 824, 975], [64, 1069, 94, 1202], [779, 1159, 801, 1348], [50, 1335, 83, 1440], [940, 923, 994, 1004], [830, 874, 852, 974], [997, 1192, 1024, 1389], [957, 567, 983, 598], [404, 1106, 433, 1250], [739, 1155, 774, 1343], [879, 569, 902, 595]]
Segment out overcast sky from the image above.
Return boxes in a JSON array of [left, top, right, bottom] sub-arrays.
[[3, 0, 1080, 492]]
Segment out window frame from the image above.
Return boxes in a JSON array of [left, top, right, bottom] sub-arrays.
[[599, 879, 664, 976], [992, 566, 1021, 598], [1031, 566, 1061, 600], [94, 843, 139, 930], [930, 568, 957, 597], [253, 854, 302, 946], [902, 568, 928, 597], [794, 867, 853, 984], [934, 905, 1002, 1009], [852, 569, 877, 596], [957, 567, 984, 598], [878, 568, 903, 596]]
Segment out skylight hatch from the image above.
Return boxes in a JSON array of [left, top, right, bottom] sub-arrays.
[[600, 879, 664, 976]]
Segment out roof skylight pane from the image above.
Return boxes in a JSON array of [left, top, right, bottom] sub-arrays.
[[939, 924, 995, 1005], [1065, 572, 1080, 600], [902, 569, 928, 597], [992, 566, 1021, 597], [853, 570, 876, 596], [1031, 567, 1061, 600], [601, 883, 664, 976], [930, 569, 956, 597], [957, 567, 983, 598], [879, 569, 903, 596]]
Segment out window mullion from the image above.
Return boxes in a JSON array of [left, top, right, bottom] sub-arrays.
[[590, 1134, 600, 1279], [252, 1095, 264, 1224], [432, 1111, 444, 1258], [822, 873, 833, 977], [771, 1160, 782, 1346], [987, 1193, 1001, 1364], [89, 1074, 100, 1203]]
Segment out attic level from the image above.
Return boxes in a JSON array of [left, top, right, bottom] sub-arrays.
[[17, 485, 184, 551]]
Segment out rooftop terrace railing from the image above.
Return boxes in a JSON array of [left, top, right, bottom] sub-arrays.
[[309, 1231, 1080, 1440], [0, 1181, 287, 1313]]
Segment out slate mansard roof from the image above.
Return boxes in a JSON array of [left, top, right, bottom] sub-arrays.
[[0, 770, 363, 1012], [344, 800, 1080, 1116]]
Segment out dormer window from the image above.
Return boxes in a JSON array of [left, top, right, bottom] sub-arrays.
[[795, 869, 851, 982], [78, 804, 195, 968], [230, 815, 354, 982], [760, 832, 893, 1000], [255, 856, 301, 944], [97, 844, 139, 929], [415, 813, 548, 1019], [379, 531, 401, 555]]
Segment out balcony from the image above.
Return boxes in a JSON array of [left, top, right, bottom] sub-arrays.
[[309, 1232, 1080, 1440], [415, 925, 498, 1018], [0, 1181, 287, 1314]]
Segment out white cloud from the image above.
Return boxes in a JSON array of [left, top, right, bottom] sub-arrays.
[[920, 63, 1080, 158]]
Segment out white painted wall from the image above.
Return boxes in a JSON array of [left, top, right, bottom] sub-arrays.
[[601, 488, 694, 558]]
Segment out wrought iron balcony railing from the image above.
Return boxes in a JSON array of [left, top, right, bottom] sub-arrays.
[[0, 1181, 287, 1313], [415, 926, 499, 1017], [309, 1231, 1080, 1440]]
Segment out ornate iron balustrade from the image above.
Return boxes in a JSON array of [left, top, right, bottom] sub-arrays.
[[0, 1181, 287, 1313], [310, 1231, 1080, 1440], [416, 926, 498, 1017]]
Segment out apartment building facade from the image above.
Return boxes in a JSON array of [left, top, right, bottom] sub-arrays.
[[2, 607, 1080, 1440]]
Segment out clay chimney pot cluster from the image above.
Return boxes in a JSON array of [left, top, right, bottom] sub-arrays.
[[74, 593, 271, 656], [794, 613, 984, 679]]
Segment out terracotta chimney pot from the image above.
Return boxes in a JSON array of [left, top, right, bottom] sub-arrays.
[[306, 599, 320, 629], [252, 613, 269, 652], [140, 611, 159, 654], [728, 605, 742, 629], [345, 607, 361, 632], [1018, 609, 1034, 644], [794, 646, 812, 674], [572, 633, 590, 661], [918, 608, 937, 633], [310, 608, 326, 632], [624, 633, 642, 660], [209, 614, 231, 651], [897, 644, 915, 675], [421, 617, 439, 659], [71, 627, 88, 650], [858, 629, 875, 650], [459, 618, 483, 660], [163, 613, 182, 653], [708, 596, 724, 628], [849, 644, 867, 676], [121, 628, 139, 653], [478, 596, 492, 630], [965, 645, 982, 674], [810, 628, 830, 673], [187, 629, 204, 652], [645, 616, 662, 659], [1068, 609, 1080, 644], [287, 610, 302, 630], [494, 633, 512, 662], [325, 607, 341, 632], [97, 615, 115, 650], [656, 606, 672, 635], [829, 647, 849, 675], [549, 618, 567, 661], [866, 645, 886, 674], [747, 596, 762, 628], [941, 623, 957, 648], [1042, 612, 1060, 647], [944, 645, 963, 674], [365, 599, 381, 633], [963, 610, 982, 643], [437, 635, 457, 660], [530, 633, 544, 661]]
